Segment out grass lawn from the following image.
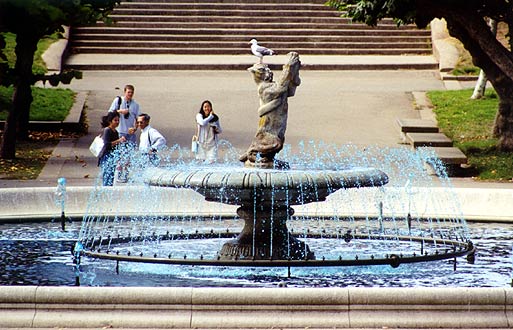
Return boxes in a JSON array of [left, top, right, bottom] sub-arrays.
[[0, 85, 76, 179], [0, 86, 75, 121], [427, 88, 513, 181], [0, 33, 75, 180], [0, 86, 77, 179], [2, 32, 59, 75], [0, 32, 76, 179]]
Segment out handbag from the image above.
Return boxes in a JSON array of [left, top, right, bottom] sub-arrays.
[[89, 135, 104, 157], [191, 135, 199, 153]]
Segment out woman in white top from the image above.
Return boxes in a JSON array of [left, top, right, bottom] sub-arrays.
[[195, 100, 222, 163]]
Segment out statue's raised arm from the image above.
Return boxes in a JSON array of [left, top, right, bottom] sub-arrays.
[[240, 52, 301, 169]]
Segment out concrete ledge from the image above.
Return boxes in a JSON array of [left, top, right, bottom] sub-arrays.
[[430, 18, 460, 73], [397, 118, 439, 134], [0, 286, 511, 328], [419, 146, 468, 165], [406, 132, 453, 148], [65, 62, 439, 71], [397, 118, 439, 143], [0, 186, 512, 222]]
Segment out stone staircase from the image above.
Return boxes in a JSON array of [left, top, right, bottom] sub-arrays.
[[65, 0, 435, 70]]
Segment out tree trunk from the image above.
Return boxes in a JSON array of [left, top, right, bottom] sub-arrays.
[[471, 19, 497, 100], [471, 70, 487, 99], [443, 10, 513, 151], [0, 90, 22, 159], [14, 34, 37, 141], [493, 96, 513, 151], [0, 33, 37, 159]]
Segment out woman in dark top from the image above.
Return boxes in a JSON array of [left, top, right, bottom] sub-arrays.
[[98, 111, 126, 186]]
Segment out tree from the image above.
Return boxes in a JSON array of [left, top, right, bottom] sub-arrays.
[[471, 18, 497, 100], [327, 0, 513, 151], [0, 0, 120, 159]]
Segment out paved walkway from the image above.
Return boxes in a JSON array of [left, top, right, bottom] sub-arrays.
[[65, 53, 439, 70], [0, 52, 512, 191]]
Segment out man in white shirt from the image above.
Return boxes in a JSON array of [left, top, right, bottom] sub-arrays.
[[136, 113, 167, 166], [109, 84, 141, 144]]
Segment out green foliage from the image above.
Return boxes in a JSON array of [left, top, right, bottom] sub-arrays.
[[1, 31, 59, 75], [326, 0, 418, 26], [326, 0, 513, 27], [427, 88, 513, 181], [452, 66, 481, 76], [0, 0, 121, 35], [0, 0, 120, 85], [0, 86, 75, 121], [0, 32, 14, 65]]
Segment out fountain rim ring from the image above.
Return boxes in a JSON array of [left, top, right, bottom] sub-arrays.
[[80, 234, 475, 268]]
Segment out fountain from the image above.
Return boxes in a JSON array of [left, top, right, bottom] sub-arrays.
[[2, 52, 513, 330], [75, 53, 474, 275]]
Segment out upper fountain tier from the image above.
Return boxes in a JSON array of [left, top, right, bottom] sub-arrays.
[[144, 167, 389, 206], [144, 52, 387, 207]]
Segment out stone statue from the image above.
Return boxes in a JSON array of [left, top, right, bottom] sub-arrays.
[[239, 52, 301, 169]]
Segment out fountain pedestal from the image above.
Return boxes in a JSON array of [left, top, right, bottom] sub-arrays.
[[144, 165, 389, 263], [219, 205, 314, 260]]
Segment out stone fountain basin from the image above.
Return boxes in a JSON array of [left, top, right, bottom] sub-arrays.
[[144, 166, 389, 206]]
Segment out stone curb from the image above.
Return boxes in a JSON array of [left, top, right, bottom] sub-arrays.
[[0, 286, 511, 328], [1, 186, 512, 222], [65, 62, 438, 71]]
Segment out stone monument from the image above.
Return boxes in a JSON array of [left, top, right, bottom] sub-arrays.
[[239, 51, 301, 169]]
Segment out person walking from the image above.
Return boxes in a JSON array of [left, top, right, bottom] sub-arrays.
[[97, 111, 126, 186], [195, 100, 222, 164], [108, 84, 140, 182], [135, 113, 167, 166]]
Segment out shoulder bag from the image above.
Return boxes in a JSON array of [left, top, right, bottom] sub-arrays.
[[89, 135, 104, 157]]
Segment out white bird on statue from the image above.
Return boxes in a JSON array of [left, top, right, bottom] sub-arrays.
[[249, 39, 277, 64]]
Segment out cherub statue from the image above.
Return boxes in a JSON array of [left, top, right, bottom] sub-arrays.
[[239, 52, 301, 169]]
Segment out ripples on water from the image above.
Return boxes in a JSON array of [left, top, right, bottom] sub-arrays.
[[0, 221, 511, 287]]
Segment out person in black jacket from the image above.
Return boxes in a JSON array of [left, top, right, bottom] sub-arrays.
[[98, 111, 126, 186]]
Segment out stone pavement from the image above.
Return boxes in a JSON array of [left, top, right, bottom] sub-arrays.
[[1, 24, 513, 192], [2, 60, 512, 191], [0, 66, 439, 187]]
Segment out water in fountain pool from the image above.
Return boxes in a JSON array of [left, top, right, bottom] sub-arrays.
[[79, 143, 469, 263], [0, 142, 506, 286], [0, 220, 511, 287]]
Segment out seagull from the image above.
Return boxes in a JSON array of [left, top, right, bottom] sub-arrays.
[[249, 39, 277, 64]]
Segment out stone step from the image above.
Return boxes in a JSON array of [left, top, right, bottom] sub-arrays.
[[139, 0, 323, 2], [406, 132, 453, 148], [396, 118, 439, 143], [419, 146, 468, 177], [72, 27, 430, 37], [64, 52, 438, 71], [72, 33, 430, 43], [90, 21, 425, 30], [70, 40, 431, 50], [108, 15, 378, 24], [114, 5, 333, 13], [65, 0, 434, 70], [118, 2, 332, 10], [396, 119, 439, 133], [419, 146, 468, 165], [70, 47, 431, 56], [65, 62, 439, 71]]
